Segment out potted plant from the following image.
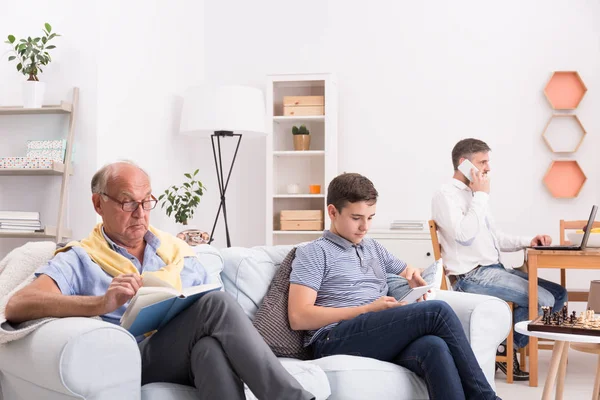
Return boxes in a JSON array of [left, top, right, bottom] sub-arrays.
[[292, 124, 311, 151], [5, 23, 60, 108], [158, 169, 206, 226]]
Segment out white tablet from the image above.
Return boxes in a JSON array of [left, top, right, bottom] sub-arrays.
[[398, 284, 435, 304]]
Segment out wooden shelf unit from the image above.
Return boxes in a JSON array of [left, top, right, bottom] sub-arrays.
[[266, 74, 338, 246], [0, 88, 79, 243]]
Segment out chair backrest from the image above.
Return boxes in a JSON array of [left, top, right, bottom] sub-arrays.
[[428, 220, 449, 290], [558, 219, 600, 288]]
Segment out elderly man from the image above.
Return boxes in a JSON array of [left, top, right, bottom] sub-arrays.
[[5, 161, 314, 400]]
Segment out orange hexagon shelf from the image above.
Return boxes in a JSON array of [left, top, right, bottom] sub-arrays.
[[543, 160, 587, 198], [542, 114, 587, 153], [544, 71, 587, 110]]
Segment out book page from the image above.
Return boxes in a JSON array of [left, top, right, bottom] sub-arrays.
[[181, 283, 222, 297], [142, 273, 181, 292]]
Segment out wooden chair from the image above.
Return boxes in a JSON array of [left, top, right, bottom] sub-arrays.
[[559, 219, 600, 303], [428, 220, 519, 383]]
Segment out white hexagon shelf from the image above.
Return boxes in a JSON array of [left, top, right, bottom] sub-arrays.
[[542, 114, 587, 153]]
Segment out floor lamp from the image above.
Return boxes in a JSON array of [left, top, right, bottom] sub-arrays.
[[180, 85, 266, 247]]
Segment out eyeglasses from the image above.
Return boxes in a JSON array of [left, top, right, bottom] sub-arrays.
[[101, 192, 158, 212]]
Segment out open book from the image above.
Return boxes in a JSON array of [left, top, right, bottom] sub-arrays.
[[120, 274, 221, 337]]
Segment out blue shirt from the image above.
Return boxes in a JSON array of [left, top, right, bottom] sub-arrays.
[[290, 230, 407, 346], [35, 228, 208, 326]]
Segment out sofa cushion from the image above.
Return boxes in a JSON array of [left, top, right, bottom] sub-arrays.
[[141, 358, 331, 400], [191, 244, 224, 287], [252, 248, 311, 360], [220, 245, 294, 319], [311, 355, 429, 400]]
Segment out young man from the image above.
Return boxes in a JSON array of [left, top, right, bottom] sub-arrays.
[[431, 138, 568, 380], [6, 161, 313, 400], [288, 173, 500, 400]]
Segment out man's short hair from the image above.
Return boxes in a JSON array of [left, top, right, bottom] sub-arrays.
[[91, 160, 150, 194], [451, 138, 491, 170], [327, 173, 378, 212]]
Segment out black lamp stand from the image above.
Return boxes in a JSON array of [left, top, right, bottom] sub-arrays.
[[207, 130, 242, 247]]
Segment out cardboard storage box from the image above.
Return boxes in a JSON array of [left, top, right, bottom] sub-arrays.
[[283, 96, 324, 117], [280, 210, 324, 231]]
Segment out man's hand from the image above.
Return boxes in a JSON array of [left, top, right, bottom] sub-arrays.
[[402, 266, 428, 288], [102, 274, 143, 314], [531, 234, 552, 247], [367, 296, 406, 313], [469, 169, 490, 194]]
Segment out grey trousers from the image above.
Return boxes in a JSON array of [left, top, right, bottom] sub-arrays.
[[139, 291, 314, 400]]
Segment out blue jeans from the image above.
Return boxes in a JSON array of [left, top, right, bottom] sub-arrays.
[[453, 264, 568, 349], [312, 301, 498, 400]]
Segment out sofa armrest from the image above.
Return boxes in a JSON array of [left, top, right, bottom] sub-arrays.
[[435, 290, 511, 390], [0, 318, 141, 400]]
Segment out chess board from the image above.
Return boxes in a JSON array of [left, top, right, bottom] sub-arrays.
[[528, 312, 600, 337]]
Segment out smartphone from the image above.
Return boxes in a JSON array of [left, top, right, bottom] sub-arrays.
[[398, 284, 434, 304], [457, 159, 479, 182]]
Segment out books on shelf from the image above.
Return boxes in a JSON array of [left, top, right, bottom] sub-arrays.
[[390, 220, 425, 230], [0, 211, 42, 232], [120, 274, 221, 337]]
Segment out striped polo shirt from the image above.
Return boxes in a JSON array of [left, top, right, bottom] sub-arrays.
[[290, 230, 407, 346]]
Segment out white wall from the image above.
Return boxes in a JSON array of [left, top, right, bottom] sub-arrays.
[[203, 0, 600, 288], [0, 0, 206, 257]]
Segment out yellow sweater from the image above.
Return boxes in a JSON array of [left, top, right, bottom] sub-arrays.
[[55, 223, 195, 291]]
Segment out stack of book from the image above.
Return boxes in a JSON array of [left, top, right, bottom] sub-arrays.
[[0, 211, 42, 233], [390, 220, 425, 230]]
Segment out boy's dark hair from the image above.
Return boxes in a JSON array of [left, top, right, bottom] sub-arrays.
[[451, 138, 491, 170], [327, 173, 378, 212]]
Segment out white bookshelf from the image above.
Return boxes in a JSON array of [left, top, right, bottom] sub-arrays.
[[266, 73, 338, 246]]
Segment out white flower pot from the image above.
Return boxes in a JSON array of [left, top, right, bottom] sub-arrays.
[[22, 81, 46, 108]]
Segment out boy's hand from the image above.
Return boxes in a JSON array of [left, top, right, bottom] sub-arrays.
[[402, 266, 427, 288], [367, 296, 405, 312]]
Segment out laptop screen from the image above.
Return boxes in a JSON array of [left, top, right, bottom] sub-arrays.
[[580, 205, 598, 250]]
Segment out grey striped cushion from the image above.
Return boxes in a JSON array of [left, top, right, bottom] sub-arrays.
[[252, 247, 311, 360]]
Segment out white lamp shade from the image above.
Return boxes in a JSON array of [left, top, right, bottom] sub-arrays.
[[180, 85, 266, 137]]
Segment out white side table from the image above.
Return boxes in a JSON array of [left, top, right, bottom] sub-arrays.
[[515, 321, 600, 400]]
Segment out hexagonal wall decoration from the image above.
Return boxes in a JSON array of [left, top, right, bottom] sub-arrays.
[[542, 114, 587, 153], [544, 71, 587, 110], [543, 160, 587, 198]]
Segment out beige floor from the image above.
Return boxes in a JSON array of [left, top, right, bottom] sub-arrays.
[[495, 347, 598, 399]]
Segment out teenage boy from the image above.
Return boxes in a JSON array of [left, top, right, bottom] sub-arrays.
[[288, 173, 500, 400]]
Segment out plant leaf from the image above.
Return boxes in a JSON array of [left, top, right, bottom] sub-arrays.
[[45, 23, 52, 33], [8, 56, 15, 61], [45, 45, 55, 49], [7, 35, 15, 44], [16, 63, 22, 71]]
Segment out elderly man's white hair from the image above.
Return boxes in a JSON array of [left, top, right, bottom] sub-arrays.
[[91, 160, 151, 194]]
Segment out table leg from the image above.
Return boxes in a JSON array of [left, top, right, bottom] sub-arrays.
[[529, 253, 539, 387], [555, 341, 569, 400], [542, 341, 565, 400], [593, 354, 600, 400]]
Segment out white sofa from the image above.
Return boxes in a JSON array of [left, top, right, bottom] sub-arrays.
[[0, 244, 511, 400]]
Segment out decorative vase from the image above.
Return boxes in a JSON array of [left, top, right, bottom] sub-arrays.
[[293, 135, 311, 151], [22, 81, 46, 108]]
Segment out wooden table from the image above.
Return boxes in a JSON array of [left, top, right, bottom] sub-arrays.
[[515, 321, 600, 400], [526, 248, 600, 387]]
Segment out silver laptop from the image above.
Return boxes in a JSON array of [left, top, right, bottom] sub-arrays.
[[532, 205, 598, 250]]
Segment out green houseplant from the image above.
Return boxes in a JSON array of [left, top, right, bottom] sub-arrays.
[[292, 124, 311, 151], [158, 169, 206, 225], [5, 22, 61, 108]]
